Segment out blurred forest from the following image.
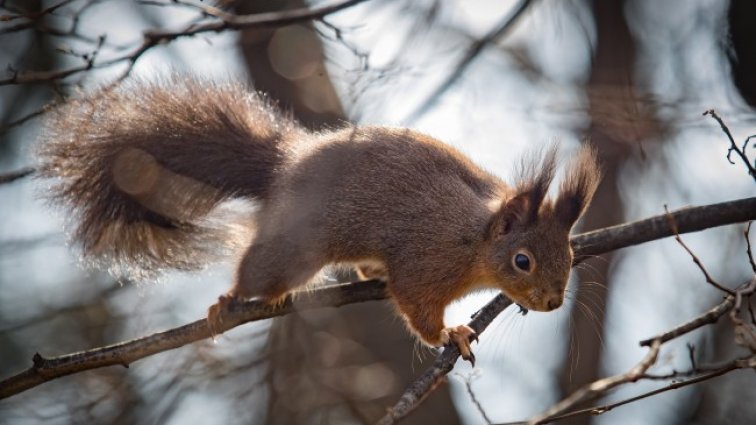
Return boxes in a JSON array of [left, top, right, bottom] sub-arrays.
[[0, 1, 754, 424]]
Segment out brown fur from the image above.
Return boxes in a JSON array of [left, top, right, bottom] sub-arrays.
[[38, 76, 303, 277], [39, 77, 601, 346]]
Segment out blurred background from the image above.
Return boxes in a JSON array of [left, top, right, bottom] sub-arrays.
[[0, 0, 754, 424]]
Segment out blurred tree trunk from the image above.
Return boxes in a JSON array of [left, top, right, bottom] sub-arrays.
[[233, 1, 461, 423], [556, 1, 665, 422], [727, 0, 756, 108]]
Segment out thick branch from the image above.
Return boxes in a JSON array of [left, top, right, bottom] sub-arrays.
[[0, 197, 754, 401], [0, 280, 387, 399], [572, 197, 756, 261]]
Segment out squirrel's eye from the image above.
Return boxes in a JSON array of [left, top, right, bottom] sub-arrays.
[[514, 253, 531, 272]]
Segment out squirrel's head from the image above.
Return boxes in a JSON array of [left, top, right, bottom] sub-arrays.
[[485, 146, 600, 312]]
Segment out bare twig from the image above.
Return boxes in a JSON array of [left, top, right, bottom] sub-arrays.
[[528, 278, 756, 424], [703, 109, 756, 179], [729, 277, 756, 352], [686, 343, 697, 372], [0, 0, 76, 34], [0, 0, 373, 86], [376, 198, 755, 425], [0, 279, 388, 399], [638, 293, 734, 347], [537, 357, 754, 424], [664, 205, 734, 295], [526, 340, 663, 425], [0, 166, 35, 184], [746, 222, 755, 273], [641, 356, 740, 381], [0, 107, 48, 134], [139, 0, 234, 20], [456, 371, 493, 425], [1, 197, 755, 402], [403, 0, 537, 124], [377, 294, 512, 425]]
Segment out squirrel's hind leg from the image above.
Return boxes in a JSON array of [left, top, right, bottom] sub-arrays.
[[232, 240, 326, 301], [207, 236, 327, 334]]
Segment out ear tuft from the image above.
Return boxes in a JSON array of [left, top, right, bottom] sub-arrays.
[[554, 145, 601, 228], [489, 146, 558, 238], [513, 145, 558, 224]]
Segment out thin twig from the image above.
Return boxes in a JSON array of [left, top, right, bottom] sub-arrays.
[[377, 294, 512, 425], [745, 222, 755, 273], [538, 357, 753, 424], [529, 278, 756, 424], [729, 277, 756, 352], [526, 340, 662, 424], [662, 205, 733, 294], [0, 166, 35, 184], [0, 0, 373, 86], [638, 294, 733, 347], [403, 0, 537, 124], [703, 109, 756, 178], [456, 371, 493, 425]]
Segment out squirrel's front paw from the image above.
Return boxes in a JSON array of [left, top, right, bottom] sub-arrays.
[[441, 325, 479, 366], [207, 293, 244, 337]]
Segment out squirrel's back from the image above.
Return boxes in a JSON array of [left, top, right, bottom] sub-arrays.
[[251, 126, 506, 265], [39, 76, 515, 281], [39, 76, 304, 277]]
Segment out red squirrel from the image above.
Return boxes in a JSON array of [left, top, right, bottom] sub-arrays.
[[38, 76, 600, 363]]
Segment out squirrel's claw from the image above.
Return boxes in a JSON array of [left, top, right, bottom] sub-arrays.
[[443, 325, 478, 366], [207, 293, 241, 337]]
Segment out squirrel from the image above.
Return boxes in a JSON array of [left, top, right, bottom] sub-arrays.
[[38, 76, 600, 364]]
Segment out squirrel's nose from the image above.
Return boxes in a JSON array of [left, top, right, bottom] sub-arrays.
[[546, 296, 563, 311]]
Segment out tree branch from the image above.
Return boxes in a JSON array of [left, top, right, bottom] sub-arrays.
[[0, 0, 373, 86], [526, 277, 755, 424], [376, 294, 512, 425], [536, 357, 754, 424], [0, 167, 35, 184], [0, 279, 387, 399], [403, 0, 537, 124], [378, 197, 755, 425], [571, 197, 756, 261], [1, 197, 754, 401], [703, 109, 756, 179], [523, 222, 756, 424]]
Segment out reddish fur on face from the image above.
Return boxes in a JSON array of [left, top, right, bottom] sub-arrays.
[[39, 77, 601, 346]]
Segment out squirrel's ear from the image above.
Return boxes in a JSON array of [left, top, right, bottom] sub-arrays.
[[489, 193, 529, 238], [554, 146, 601, 228], [489, 146, 560, 238]]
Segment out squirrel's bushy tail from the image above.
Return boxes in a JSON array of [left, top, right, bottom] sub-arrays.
[[38, 76, 304, 278]]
